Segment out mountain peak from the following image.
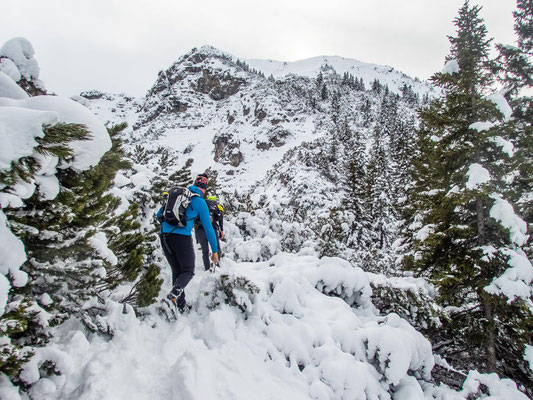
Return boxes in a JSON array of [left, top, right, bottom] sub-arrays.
[[195, 45, 233, 58]]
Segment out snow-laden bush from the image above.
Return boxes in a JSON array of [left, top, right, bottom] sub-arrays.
[[226, 211, 283, 262], [6, 242, 528, 399], [224, 210, 316, 263], [368, 272, 442, 331], [211, 252, 437, 398], [200, 272, 260, 315]]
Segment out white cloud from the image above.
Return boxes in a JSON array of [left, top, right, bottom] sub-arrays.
[[0, 0, 516, 97]]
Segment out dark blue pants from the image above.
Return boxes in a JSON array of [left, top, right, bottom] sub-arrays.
[[160, 233, 195, 306], [195, 227, 220, 271]]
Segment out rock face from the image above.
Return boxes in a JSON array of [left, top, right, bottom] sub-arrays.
[[195, 68, 246, 100], [213, 134, 243, 167]]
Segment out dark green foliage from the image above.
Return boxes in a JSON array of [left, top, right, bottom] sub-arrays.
[[222, 190, 254, 216], [317, 208, 347, 258], [403, 1, 533, 390], [371, 79, 383, 93], [493, 0, 533, 260], [131, 144, 151, 165], [330, 91, 341, 125], [514, 0, 533, 54], [370, 283, 442, 332], [169, 158, 193, 187], [0, 300, 35, 379], [204, 167, 219, 196], [341, 72, 365, 91], [320, 83, 328, 100], [0, 120, 96, 382], [123, 264, 163, 308], [7, 73, 47, 97], [104, 204, 146, 285], [1, 120, 164, 385]]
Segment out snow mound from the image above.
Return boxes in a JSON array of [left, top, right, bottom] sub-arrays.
[[0, 38, 40, 82], [0, 106, 57, 172], [442, 59, 459, 74], [466, 163, 491, 189], [0, 210, 27, 316], [0, 71, 29, 99]]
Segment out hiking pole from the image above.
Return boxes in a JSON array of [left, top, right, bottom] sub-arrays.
[[209, 259, 221, 273]]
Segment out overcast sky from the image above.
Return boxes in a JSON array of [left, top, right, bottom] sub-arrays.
[[1, 0, 517, 98]]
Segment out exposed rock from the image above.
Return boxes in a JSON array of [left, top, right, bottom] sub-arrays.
[[256, 128, 291, 150], [166, 96, 188, 113], [228, 150, 244, 167], [214, 135, 230, 162], [254, 104, 267, 121], [194, 69, 246, 100], [213, 134, 244, 167], [80, 90, 105, 100]]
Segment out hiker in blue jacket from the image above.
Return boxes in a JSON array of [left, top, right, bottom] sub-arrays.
[[157, 172, 219, 312]]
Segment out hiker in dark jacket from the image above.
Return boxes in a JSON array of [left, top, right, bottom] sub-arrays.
[[156, 172, 218, 311], [195, 195, 224, 271]]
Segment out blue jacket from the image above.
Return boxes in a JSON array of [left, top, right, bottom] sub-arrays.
[[157, 186, 218, 253]]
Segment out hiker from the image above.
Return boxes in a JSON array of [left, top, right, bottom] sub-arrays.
[[195, 195, 225, 271], [157, 172, 218, 312]]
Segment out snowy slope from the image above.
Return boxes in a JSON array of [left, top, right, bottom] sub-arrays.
[[246, 54, 434, 96]]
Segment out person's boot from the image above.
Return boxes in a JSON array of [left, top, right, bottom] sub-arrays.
[[168, 286, 190, 313], [167, 286, 183, 307]]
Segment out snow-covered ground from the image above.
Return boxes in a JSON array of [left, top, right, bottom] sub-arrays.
[[10, 246, 528, 400]]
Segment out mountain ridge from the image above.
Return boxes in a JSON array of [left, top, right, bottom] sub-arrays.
[[80, 45, 428, 197]]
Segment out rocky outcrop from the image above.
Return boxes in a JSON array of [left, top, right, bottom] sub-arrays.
[[256, 127, 291, 150], [213, 134, 243, 167], [194, 69, 246, 100], [137, 47, 253, 128]]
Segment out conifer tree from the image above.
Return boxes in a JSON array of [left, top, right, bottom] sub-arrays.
[[315, 72, 324, 90], [404, 1, 533, 389], [494, 0, 533, 258], [330, 91, 341, 125], [363, 129, 395, 273], [341, 127, 371, 264], [0, 121, 92, 383], [321, 83, 328, 100]]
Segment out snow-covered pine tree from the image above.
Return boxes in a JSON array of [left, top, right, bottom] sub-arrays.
[[7, 121, 159, 335], [493, 0, 533, 259], [403, 1, 533, 391], [0, 121, 91, 384], [99, 124, 163, 309], [169, 157, 194, 188], [363, 127, 395, 273], [107, 151, 195, 308]]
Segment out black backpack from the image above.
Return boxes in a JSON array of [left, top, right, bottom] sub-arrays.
[[162, 187, 200, 227]]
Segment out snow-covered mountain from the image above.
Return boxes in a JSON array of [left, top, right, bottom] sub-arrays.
[[78, 45, 434, 194]]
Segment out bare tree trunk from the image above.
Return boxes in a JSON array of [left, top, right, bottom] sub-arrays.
[[483, 295, 497, 372]]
